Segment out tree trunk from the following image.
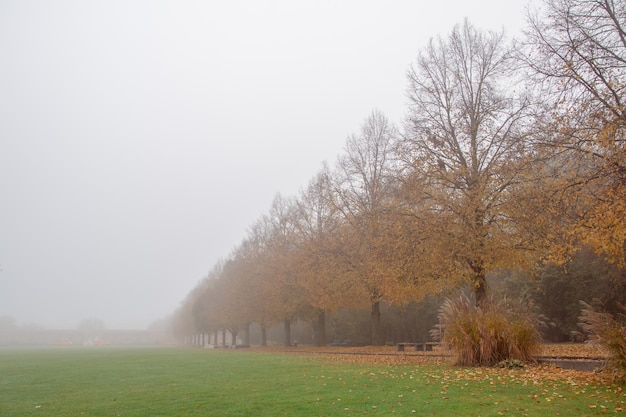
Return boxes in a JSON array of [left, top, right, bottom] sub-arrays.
[[260, 325, 267, 346], [313, 310, 326, 347], [474, 276, 487, 307], [243, 323, 250, 345], [283, 318, 292, 347], [230, 328, 238, 347], [221, 328, 226, 347], [371, 301, 384, 346], [470, 258, 487, 307]]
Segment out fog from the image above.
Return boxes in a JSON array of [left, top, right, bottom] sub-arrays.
[[0, 0, 529, 330]]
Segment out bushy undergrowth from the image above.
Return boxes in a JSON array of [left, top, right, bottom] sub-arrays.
[[579, 301, 626, 381], [433, 294, 541, 366]]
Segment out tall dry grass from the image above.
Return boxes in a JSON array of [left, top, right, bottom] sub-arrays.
[[579, 301, 626, 381], [432, 294, 541, 366]]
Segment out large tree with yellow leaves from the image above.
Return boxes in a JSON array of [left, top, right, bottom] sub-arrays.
[[400, 20, 536, 306], [521, 0, 626, 265]]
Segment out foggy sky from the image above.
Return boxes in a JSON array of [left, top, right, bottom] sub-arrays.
[[0, 0, 530, 329]]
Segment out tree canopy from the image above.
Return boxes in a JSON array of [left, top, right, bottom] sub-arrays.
[[171, 1, 626, 347]]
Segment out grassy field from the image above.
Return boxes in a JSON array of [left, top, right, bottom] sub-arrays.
[[1, 346, 624, 416]]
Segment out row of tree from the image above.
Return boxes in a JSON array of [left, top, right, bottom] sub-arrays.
[[172, 0, 626, 347]]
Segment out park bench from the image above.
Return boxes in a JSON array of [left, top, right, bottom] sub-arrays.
[[330, 339, 351, 346], [396, 342, 437, 352]]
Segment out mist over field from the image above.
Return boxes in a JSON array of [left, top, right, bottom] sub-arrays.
[[0, 0, 529, 330]]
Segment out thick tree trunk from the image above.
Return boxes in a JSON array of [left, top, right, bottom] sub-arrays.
[[221, 328, 226, 348], [470, 258, 487, 307], [260, 325, 267, 346], [474, 276, 487, 307], [283, 318, 292, 347], [313, 310, 326, 347], [230, 328, 238, 347], [371, 301, 384, 346], [243, 323, 250, 345]]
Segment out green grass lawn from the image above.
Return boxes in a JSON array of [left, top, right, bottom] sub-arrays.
[[1, 347, 624, 416]]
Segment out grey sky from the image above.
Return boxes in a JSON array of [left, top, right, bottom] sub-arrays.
[[0, 0, 530, 329]]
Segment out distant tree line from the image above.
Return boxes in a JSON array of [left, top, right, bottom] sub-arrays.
[[171, 0, 626, 347]]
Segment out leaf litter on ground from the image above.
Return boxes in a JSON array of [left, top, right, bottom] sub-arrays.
[[252, 343, 625, 414]]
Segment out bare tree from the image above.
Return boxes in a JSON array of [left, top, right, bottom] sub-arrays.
[[402, 20, 534, 306], [520, 0, 626, 264], [292, 165, 356, 346], [522, 0, 626, 127], [262, 193, 307, 347], [333, 109, 400, 345]]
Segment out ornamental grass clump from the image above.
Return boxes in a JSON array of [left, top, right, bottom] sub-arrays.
[[579, 301, 626, 381], [433, 294, 541, 366]]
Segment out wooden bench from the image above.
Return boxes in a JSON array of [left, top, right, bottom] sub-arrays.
[[397, 342, 437, 352], [330, 339, 351, 346]]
